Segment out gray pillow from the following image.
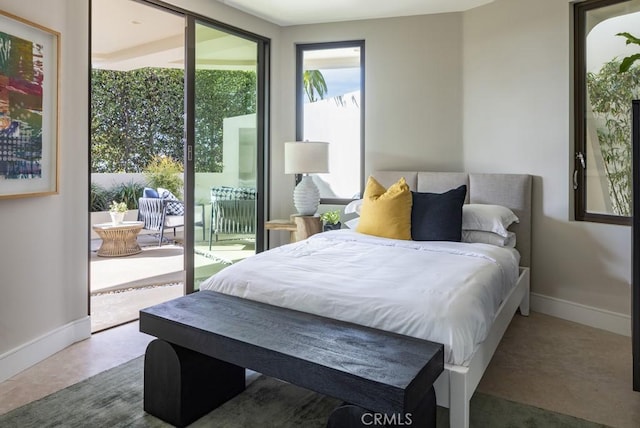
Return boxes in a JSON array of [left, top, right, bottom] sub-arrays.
[[462, 204, 519, 238]]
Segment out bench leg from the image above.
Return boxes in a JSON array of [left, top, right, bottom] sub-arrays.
[[408, 386, 437, 427], [326, 387, 436, 428], [143, 339, 245, 427]]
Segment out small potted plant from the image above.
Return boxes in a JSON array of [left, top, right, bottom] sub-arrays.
[[109, 200, 128, 225], [320, 210, 341, 232]]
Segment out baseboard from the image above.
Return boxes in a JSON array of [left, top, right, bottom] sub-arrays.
[[531, 293, 631, 337], [0, 316, 91, 383]]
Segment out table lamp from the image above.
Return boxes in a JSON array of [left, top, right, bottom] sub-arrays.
[[284, 141, 329, 215]]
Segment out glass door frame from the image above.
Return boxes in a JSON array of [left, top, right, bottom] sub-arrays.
[[139, 0, 270, 295]]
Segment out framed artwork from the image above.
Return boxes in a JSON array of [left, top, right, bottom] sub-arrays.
[[0, 10, 59, 199]]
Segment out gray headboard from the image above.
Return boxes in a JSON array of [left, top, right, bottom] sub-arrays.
[[372, 171, 532, 268]]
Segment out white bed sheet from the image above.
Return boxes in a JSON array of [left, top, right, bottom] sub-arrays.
[[200, 229, 520, 366]]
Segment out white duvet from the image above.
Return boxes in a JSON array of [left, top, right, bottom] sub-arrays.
[[200, 229, 520, 366]]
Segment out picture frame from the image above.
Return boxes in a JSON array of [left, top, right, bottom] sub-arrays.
[[0, 10, 59, 199]]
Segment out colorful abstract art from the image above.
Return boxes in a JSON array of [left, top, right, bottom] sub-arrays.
[[0, 30, 44, 179], [0, 10, 58, 198]]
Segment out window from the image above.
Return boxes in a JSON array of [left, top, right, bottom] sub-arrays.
[[296, 41, 364, 203], [574, 0, 640, 225]]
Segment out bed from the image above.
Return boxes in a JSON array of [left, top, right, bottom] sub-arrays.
[[200, 171, 532, 428]]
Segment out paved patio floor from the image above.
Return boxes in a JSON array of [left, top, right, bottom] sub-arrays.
[[89, 231, 255, 332]]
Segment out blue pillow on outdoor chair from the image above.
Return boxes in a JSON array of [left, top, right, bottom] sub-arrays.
[[143, 187, 159, 198]]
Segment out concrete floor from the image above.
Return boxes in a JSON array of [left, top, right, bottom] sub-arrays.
[[89, 234, 185, 332], [89, 232, 255, 332]]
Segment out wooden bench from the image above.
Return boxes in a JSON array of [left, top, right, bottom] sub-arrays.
[[139, 291, 444, 427]]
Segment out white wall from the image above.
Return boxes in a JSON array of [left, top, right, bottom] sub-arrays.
[[277, 13, 464, 219], [0, 0, 90, 378], [463, 0, 632, 329], [91, 173, 146, 189]]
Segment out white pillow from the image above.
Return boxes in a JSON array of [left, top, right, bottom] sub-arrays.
[[462, 204, 519, 238], [462, 230, 516, 248], [344, 199, 363, 215]]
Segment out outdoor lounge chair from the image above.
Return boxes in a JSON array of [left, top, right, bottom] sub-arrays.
[[137, 197, 184, 246], [209, 186, 256, 249]]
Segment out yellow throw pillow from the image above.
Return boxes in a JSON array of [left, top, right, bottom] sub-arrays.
[[356, 176, 412, 240]]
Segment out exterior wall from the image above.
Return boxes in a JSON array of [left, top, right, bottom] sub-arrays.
[[91, 173, 146, 189]]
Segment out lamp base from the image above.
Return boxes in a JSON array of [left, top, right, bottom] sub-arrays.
[[293, 175, 320, 216]]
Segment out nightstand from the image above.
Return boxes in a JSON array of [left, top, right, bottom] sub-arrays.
[[265, 215, 322, 243]]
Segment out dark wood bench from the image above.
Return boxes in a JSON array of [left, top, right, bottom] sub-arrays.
[[139, 290, 444, 427]]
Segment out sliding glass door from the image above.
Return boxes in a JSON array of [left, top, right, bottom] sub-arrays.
[[184, 18, 266, 292]]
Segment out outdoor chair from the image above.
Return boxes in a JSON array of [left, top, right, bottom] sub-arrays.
[[137, 197, 184, 246], [209, 186, 256, 249]]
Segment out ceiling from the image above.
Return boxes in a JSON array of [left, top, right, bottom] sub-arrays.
[[92, 0, 493, 70], [92, 0, 259, 71], [216, 0, 495, 26], [92, 0, 185, 70]]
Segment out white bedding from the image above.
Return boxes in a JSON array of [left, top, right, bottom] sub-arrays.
[[200, 229, 520, 366]]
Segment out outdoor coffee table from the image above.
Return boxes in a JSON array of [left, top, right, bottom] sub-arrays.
[[92, 221, 144, 257]]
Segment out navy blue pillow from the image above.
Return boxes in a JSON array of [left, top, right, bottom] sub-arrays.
[[143, 187, 159, 198], [411, 185, 467, 241]]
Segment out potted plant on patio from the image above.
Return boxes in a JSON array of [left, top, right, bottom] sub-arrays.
[[109, 200, 128, 225], [320, 210, 341, 231]]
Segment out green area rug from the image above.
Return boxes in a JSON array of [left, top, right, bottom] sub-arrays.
[[0, 357, 609, 427]]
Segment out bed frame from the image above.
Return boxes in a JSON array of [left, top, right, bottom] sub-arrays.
[[373, 171, 532, 428]]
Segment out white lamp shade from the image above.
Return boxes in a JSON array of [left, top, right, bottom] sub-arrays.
[[284, 141, 329, 174]]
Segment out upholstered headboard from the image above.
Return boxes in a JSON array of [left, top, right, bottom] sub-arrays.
[[372, 171, 533, 268]]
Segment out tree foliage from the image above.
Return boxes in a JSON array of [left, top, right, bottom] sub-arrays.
[[143, 155, 184, 199], [91, 68, 184, 173], [303, 70, 328, 102], [617, 32, 640, 72], [587, 59, 640, 216], [91, 68, 256, 173], [195, 70, 257, 172]]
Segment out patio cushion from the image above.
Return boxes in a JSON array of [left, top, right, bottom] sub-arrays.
[[211, 186, 256, 201], [143, 187, 159, 198], [158, 188, 184, 216], [164, 215, 184, 228]]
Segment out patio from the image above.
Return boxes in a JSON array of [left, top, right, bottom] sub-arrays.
[[89, 230, 255, 332]]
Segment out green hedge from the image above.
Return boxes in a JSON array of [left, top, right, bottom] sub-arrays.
[[91, 68, 256, 174]]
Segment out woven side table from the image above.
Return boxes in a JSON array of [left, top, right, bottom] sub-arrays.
[[92, 221, 144, 257]]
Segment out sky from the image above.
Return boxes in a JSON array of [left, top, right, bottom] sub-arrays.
[[319, 67, 360, 99]]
